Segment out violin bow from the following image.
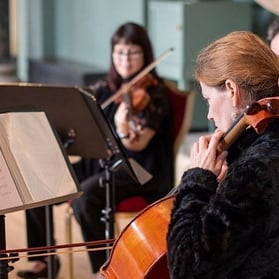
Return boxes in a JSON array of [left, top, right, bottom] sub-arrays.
[[0, 238, 115, 262], [101, 47, 174, 110]]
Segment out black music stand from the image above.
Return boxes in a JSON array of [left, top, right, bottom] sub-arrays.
[[0, 83, 149, 278]]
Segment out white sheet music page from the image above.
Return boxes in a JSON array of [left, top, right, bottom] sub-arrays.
[[128, 158, 153, 185], [0, 111, 79, 213], [0, 148, 23, 210]]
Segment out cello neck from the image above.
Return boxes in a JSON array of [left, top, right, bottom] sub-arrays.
[[217, 113, 248, 153]]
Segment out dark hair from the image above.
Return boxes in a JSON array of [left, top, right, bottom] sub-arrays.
[[107, 22, 159, 91], [267, 18, 279, 43]]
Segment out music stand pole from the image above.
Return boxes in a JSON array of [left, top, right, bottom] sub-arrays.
[[99, 159, 115, 259], [0, 215, 8, 279], [99, 158, 123, 258], [100, 160, 115, 241], [46, 205, 56, 279]]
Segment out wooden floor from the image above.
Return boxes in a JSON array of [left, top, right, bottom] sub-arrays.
[[3, 132, 203, 279]]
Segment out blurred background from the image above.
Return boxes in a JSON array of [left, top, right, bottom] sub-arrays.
[[0, 0, 277, 132]]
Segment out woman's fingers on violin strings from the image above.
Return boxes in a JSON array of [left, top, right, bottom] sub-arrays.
[[115, 103, 130, 133], [116, 102, 128, 120]]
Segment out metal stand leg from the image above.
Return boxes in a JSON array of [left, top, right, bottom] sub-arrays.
[[46, 205, 56, 279], [0, 215, 8, 279], [99, 159, 122, 259], [65, 205, 74, 279]]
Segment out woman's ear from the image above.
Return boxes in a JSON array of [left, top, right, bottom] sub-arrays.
[[225, 79, 240, 107]]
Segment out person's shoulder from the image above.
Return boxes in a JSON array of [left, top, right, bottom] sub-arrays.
[[89, 79, 112, 100], [89, 79, 109, 92], [148, 81, 169, 104]]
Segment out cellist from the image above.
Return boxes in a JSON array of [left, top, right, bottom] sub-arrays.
[[167, 31, 279, 279]]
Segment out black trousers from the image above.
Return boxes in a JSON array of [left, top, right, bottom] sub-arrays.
[[25, 205, 56, 262]]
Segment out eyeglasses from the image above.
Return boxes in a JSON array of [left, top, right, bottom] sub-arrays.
[[113, 50, 143, 60]]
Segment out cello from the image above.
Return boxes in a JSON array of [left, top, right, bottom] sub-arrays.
[[100, 96, 279, 279]]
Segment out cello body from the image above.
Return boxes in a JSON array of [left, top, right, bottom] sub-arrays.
[[100, 195, 174, 279]]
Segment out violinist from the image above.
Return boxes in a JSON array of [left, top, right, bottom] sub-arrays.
[[167, 31, 279, 279], [71, 22, 174, 279], [16, 22, 174, 279]]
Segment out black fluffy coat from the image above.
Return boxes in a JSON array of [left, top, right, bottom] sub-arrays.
[[167, 119, 279, 279]]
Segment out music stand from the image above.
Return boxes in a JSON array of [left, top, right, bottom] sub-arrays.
[[0, 83, 149, 278]]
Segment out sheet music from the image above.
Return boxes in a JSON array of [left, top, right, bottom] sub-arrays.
[[0, 111, 80, 214], [0, 148, 23, 210], [128, 158, 153, 185]]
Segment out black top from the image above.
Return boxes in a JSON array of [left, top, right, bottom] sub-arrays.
[[167, 119, 279, 278]]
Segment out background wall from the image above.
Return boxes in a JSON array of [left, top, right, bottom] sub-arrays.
[[17, 0, 276, 80], [17, 0, 146, 79], [0, 0, 10, 58], [54, 0, 146, 68]]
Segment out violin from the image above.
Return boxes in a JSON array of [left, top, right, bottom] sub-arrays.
[[116, 73, 158, 113], [100, 96, 279, 279], [116, 74, 159, 135]]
